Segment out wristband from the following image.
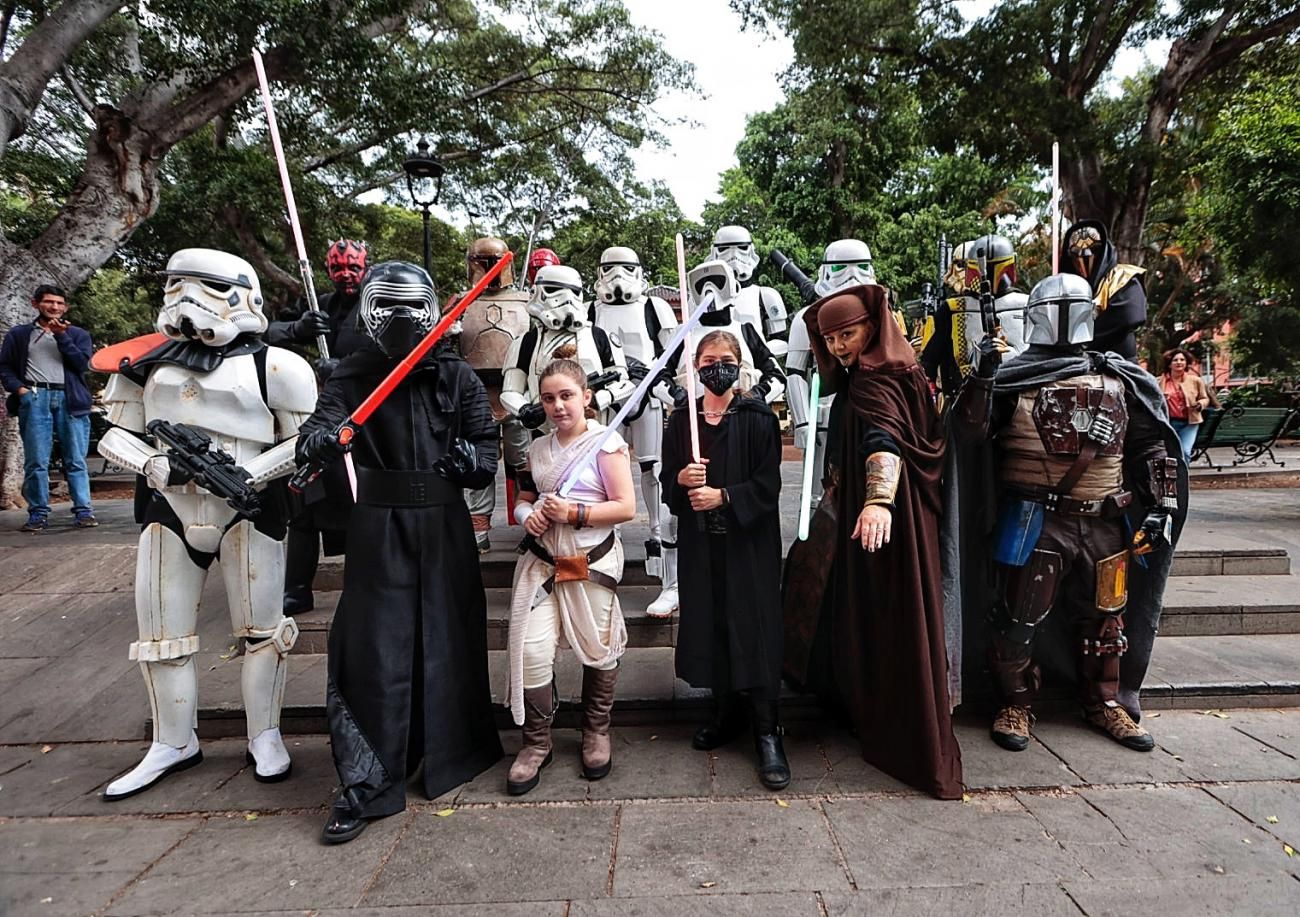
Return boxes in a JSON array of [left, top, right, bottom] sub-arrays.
[[513, 502, 535, 526], [575, 504, 589, 529]]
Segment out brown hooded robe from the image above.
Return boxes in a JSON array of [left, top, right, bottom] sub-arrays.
[[783, 284, 963, 799]]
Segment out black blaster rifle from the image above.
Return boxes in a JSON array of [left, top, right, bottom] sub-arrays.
[[146, 419, 262, 517], [768, 250, 819, 306], [975, 233, 1000, 337]]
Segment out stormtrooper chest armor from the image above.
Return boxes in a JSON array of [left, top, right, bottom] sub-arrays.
[[733, 286, 771, 337], [525, 329, 604, 400], [595, 300, 654, 363], [144, 356, 276, 463]]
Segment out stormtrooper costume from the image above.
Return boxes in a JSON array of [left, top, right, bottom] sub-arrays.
[[97, 249, 316, 799], [590, 246, 681, 614], [501, 265, 634, 430], [454, 237, 532, 551], [678, 260, 786, 405], [786, 239, 878, 499], [710, 225, 789, 358]]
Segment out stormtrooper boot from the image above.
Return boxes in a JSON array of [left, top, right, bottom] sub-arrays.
[[103, 733, 203, 801], [645, 543, 678, 619]]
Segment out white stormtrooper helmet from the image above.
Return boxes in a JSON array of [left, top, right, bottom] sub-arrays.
[[594, 246, 646, 305], [686, 259, 739, 311], [158, 248, 267, 346], [1024, 273, 1096, 347], [528, 265, 587, 331], [815, 239, 876, 296], [709, 225, 760, 283]]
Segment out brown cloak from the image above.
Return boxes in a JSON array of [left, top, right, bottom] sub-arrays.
[[784, 284, 963, 799]]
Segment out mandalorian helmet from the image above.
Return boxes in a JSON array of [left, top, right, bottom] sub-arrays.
[[158, 249, 267, 347], [357, 261, 439, 357], [1024, 273, 1096, 347], [709, 225, 760, 283], [815, 238, 876, 296], [325, 239, 368, 296], [966, 234, 1018, 296], [686, 259, 740, 311], [594, 246, 647, 305], [528, 265, 587, 331], [1064, 223, 1105, 284], [467, 237, 514, 289], [526, 247, 561, 285]]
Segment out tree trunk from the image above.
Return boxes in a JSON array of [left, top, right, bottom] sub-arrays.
[[0, 106, 161, 506]]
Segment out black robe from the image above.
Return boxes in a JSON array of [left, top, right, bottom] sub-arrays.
[[300, 347, 503, 816], [661, 396, 784, 697]]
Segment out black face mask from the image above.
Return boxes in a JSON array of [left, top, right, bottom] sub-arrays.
[[698, 361, 740, 395]]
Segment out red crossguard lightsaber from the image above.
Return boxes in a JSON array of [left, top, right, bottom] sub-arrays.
[[289, 254, 513, 492]]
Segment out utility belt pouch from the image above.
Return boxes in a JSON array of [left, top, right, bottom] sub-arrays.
[[553, 553, 591, 584], [992, 497, 1045, 567]]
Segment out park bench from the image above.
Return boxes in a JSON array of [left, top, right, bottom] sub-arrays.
[[1189, 405, 1299, 470]]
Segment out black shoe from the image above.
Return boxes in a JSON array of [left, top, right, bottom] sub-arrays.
[[282, 589, 314, 615], [692, 694, 745, 751], [754, 733, 791, 790], [321, 796, 369, 845]]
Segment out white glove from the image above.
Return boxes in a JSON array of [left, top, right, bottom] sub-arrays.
[[594, 389, 613, 411], [144, 455, 172, 491]]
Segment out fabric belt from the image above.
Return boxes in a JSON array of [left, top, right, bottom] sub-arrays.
[[353, 468, 460, 506], [526, 531, 619, 592], [24, 380, 65, 390], [1012, 488, 1133, 518]]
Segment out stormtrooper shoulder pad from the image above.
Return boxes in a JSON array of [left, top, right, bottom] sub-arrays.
[[264, 347, 319, 414]]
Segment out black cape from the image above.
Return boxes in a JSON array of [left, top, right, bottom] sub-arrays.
[[301, 347, 503, 816], [661, 396, 784, 696], [979, 346, 1191, 718]]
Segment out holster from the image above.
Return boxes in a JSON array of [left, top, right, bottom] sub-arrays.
[[554, 553, 591, 584]]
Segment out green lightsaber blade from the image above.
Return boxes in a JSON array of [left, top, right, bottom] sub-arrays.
[[797, 370, 821, 541]]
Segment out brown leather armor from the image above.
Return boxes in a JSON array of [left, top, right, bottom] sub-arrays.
[[455, 288, 531, 379], [1030, 374, 1126, 456]]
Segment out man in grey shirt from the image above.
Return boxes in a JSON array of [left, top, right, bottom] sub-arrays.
[[0, 285, 97, 531]]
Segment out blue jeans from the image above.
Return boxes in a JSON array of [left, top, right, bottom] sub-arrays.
[[1170, 419, 1198, 462], [17, 387, 92, 516]]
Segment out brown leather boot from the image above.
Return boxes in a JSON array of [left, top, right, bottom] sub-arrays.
[[580, 665, 618, 780], [507, 683, 556, 795]]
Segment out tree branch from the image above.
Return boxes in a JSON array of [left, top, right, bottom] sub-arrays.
[[60, 65, 96, 116], [221, 205, 301, 292], [1197, 6, 1300, 80], [0, 0, 126, 151]]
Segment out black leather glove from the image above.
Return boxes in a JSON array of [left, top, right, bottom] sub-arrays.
[[291, 310, 331, 343], [296, 426, 351, 467], [750, 381, 771, 402], [518, 402, 547, 430], [433, 438, 478, 485], [975, 333, 1003, 378], [314, 357, 339, 382], [1132, 511, 1173, 556], [670, 385, 689, 411]]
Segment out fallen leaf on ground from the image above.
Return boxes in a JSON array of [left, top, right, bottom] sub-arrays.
[[775, 798, 790, 808], [245, 813, 258, 821], [1242, 838, 1252, 845], [1171, 754, 1184, 761], [1285, 844, 1296, 858], [1267, 815, 1280, 824], [40, 898, 52, 904], [1212, 865, 1224, 874], [699, 882, 716, 889], [1199, 710, 1229, 719], [288, 880, 298, 888], [962, 793, 972, 803], [435, 808, 455, 817], [1148, 712, 1161, 718], [40, 745, 52, 754]]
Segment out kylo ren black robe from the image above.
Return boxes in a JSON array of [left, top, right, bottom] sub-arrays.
[[661, 396, 784, 697], [299, 346, 503, 817]]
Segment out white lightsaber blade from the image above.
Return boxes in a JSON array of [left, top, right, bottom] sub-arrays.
[[555, 293, 716, 498], [1051, 141, 1061, 274]]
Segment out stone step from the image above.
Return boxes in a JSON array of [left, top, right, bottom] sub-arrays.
[[190, 633, 1300, 739], [293, 586, 675, 654], [310, 544, 1290, 594], [1159, 574, 1300, 637], [292, 569, 1300, 655], [1169, 548, 1290, 577]]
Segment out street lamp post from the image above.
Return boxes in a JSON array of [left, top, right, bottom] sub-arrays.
[[402, 138, 444, 273]]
